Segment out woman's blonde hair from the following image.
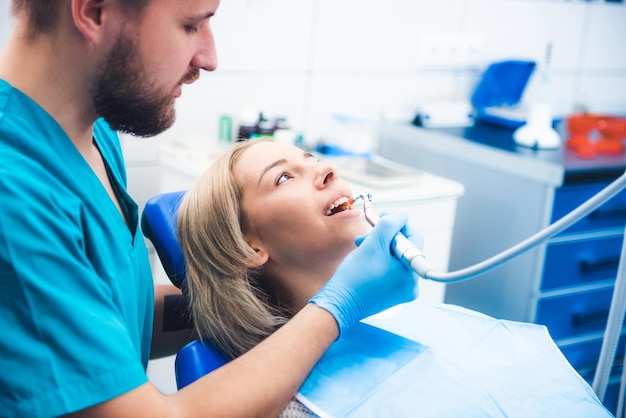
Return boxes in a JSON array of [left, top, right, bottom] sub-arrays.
[[177, 140, 289, 359]]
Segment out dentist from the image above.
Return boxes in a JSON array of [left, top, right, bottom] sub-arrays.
[[0, 1, 419, 417]]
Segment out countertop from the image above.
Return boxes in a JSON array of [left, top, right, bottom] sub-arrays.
[[380, 121, 626, 188], [436, 122, 626, 184]]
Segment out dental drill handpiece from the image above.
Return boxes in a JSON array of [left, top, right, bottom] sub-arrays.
[[354, 193, 435, 279]]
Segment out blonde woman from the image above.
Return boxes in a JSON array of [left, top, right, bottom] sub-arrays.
[[179, 139, 421, 357], [178, 139, 422, 416], [178, 139, 612, 418]]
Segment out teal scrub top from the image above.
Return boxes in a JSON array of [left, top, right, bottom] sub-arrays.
[[0, 79, 154, 417]]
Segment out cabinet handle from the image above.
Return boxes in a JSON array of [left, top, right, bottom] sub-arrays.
[[571, 311, 608, 328], [590, 207, 626, 219], [579, 256, 620, 273]]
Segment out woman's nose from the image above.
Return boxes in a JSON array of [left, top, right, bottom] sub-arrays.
[[315, 162, 337, 188]]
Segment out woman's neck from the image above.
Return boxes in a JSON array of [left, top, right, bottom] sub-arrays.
[[264, 257, 343, 313]]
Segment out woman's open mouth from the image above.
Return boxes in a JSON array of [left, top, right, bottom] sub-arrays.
[[326, 197, 354, 216]]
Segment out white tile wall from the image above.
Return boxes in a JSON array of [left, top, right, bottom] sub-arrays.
[[311, 0, 466, 72], [305, 72, 462, 144], [211, 0, 315, 71], [466, 0, 589, 69], [3, 0, 622, 147], [584, 4, 626, 70], [155, 0, 626, 149], [580, 74, 626, 113]]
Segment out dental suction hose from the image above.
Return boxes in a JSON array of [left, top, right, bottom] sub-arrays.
[[358, 169, 626, 284]]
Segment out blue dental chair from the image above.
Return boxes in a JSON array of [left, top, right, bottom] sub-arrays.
[[141, 190, 229, 389]]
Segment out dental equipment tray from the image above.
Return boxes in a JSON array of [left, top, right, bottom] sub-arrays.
[[332, 156, 423, 188]]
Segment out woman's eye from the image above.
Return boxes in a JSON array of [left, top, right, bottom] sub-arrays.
[[276, 172, 292, 185]]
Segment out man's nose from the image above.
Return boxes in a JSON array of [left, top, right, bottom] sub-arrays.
[[192, 27, 218, 71]]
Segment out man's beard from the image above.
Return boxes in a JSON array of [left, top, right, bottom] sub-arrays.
[[91, 33, 179, 138]]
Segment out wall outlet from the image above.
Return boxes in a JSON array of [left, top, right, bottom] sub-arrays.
[[416, 33, 483, 70]]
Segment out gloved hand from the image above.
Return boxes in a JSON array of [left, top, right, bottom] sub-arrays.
[[309, 212, 421, 337], [354, 211, 424, 249]]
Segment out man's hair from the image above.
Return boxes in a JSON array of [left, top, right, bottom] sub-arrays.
[[11, 0, 58, 36], [11, 0, 151, 37]]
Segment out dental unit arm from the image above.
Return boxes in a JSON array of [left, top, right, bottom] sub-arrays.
[[356, 171, 626, 284]]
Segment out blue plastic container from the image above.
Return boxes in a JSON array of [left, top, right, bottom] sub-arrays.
[[471, 60, 536, 129]]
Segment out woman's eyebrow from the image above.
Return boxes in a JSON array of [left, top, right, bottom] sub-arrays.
[[259, 158, 287, 185], [258, 153, 316, 185]]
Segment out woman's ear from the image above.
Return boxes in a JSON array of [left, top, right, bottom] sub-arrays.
[[247, 246, 269, 268], [245, 236, 269, 267]]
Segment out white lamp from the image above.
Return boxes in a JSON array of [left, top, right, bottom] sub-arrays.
[[513, 102, 560, 149]]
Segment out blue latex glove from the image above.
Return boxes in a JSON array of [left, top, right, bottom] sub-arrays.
[[309, 212, 420, 337], [354, 211, 424, 250]]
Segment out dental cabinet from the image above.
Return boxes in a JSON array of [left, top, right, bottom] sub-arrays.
[[378, 121, 626, 414]]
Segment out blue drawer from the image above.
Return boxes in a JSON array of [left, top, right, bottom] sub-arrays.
[[559, 335, 626, 371], [552, 183, 626, 234], [535, 287, 618, 340], [542, 235, 623, 291]]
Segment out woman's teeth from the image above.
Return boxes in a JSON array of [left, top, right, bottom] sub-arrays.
[[326, 197, 353, 216]]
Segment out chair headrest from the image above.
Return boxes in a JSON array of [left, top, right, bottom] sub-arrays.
[[141, 190, 187, 289]]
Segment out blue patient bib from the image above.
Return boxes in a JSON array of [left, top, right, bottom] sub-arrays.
[[297, 302, 611, 418]]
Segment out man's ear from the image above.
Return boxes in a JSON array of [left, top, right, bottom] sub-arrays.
[[71, 0, 110, 43]]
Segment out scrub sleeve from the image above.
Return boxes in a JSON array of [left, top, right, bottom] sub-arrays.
[[0, 80, 154, 417]]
